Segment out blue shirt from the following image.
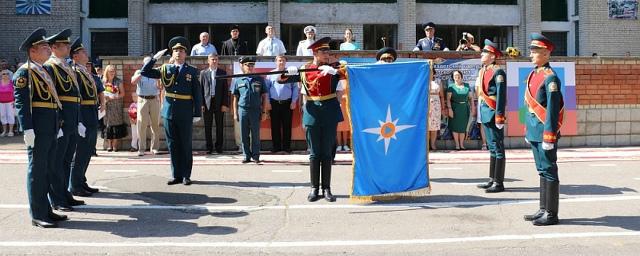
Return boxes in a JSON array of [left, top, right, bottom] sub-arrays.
[[134, 70, 159, 96], [266, 70, 299, 101], [232, 76, 268, 109]]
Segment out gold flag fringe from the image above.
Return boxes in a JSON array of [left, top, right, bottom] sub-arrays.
[[349, 186, 432, 203]]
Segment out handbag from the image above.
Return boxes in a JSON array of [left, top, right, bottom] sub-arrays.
[[438, 117, 453, 140]]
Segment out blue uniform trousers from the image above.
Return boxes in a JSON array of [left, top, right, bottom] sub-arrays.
[[239, 107, 261, 161], [48, 131, 77, 206], [530, 141, 559, 182], [164, 118, 194, 179], [306, 123, 338, 162], [69, 126, 97, 192], [28, 134, 56, 221], [482, 119, 505, 159]]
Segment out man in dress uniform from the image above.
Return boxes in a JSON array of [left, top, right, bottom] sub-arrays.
[[280, 37, 345, 202], [523, 33, 564, 226], [413, 22, 448, 52], [14, 28, 67, 228], [43, 29, 87, 211], [475, 39, 507, 193], [231, 56, 270, 163], [143, 36, 203, 186], [69, 38, 103, 197], [296, 25, 316, 56]]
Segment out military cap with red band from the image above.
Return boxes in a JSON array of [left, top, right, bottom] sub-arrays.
[[482, 39, 503, 58], [529, 33, 555, 52]]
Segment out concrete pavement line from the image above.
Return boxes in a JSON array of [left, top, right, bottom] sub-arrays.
[[589, 164, 617, 167], [431, 167, 463, 170], [1, 195, 640, 211], [271, 170, 303, 173], [0, 231, 639, 248], [104, 170, 138, 173]]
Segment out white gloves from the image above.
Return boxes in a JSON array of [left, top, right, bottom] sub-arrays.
[[24, 129, 35, 148], [495, 123, 504, 130], [525, 137, 530, 144], [542, 142, 554, 150], [57, 129, 64, 139], [318, 65, 337, 76], [153, 49, 168, 60], [286, 66, 299, 76], [193, 117, 201, 123], [78, 123, 86, 138]]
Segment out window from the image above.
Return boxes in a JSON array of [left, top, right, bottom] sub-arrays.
[[415, 25, 511, 51], [541, 0, 568, 21], [416, 0, 516, 4], [281, 24, 308, 54], [91, 31, 128, 60], [89, 0, 127, 18], [152, 24, 266, 55], [542, 32, 567, 56], [363, 24, 397, 50]]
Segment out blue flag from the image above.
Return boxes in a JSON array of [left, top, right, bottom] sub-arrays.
[[348, 61, 430, 197]]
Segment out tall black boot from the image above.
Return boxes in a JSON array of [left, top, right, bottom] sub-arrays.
[[524, 177, 546, 221], [307, 159, 321, 202], [477, 156, 496, 189], [485, 157, 505, 193], [533, 180, 559, 226], [321, 159, 335, 202]]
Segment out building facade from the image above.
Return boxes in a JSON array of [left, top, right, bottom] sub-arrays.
[[1, 0, 639, 64]]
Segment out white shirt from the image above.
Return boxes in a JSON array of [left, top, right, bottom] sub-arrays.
[[256, 37, 286, 56], [190, 43, 218, 56], [296, 39, 314, 56]]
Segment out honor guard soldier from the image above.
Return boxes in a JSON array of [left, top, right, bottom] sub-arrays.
[[143, 36, 203, 186], [69, 38, 103, 196], [14, 28, 67, 228], [280, 37, 345, 202], [523, 33, 564, 226], [43, 29, 87, 211], [476, 39, 507, 193], [231, 56, 270, 163]]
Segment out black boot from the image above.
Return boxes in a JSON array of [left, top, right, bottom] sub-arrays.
[[485, 157, 505, 193], [307, 160, 321, 202], [533, 180, 559, 226], [321, 159, 336, 202], [323, 188, 336, 202], [477, 157, 496, 189], [524, 177, 546, 221], [307, 188, 320, 202]]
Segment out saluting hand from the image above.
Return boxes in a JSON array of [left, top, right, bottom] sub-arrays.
[[153, 49, 168, 60]]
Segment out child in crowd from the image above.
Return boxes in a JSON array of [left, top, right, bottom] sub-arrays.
[[128, 92, 139, 152], [0, 70, 15, 137]]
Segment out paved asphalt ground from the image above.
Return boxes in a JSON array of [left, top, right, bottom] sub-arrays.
[[0, 137, 639, 255]]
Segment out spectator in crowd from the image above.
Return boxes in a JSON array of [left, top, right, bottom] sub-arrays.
[[200, 53, 229, 154], [94, 60, 103, 79], [256, 25, 286, 56], [296, 26, 316, 56], [266, 55, 298, 153], [413, 22, 448, 51], [102, 64, 127, 151], [455, 32, 481, 52], [221, 25, 249, 56], [339, 28, 361, 51], [131, 56, 162, 156], [191, 32, 218, 56], [447, 70, 475, 150], [128, 92, 139, 153], [0, 69, 15, 137], [232, 56, 270, 163], [336, 79, 350, 152], [0, 59, 12, 77], [428, 65, 445, 150]]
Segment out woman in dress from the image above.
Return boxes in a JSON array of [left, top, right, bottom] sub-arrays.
[[102, 65, 127, 151], [339, 28, 361, 51], [447, 70, 475, 150], [428, 65, 445, 150]]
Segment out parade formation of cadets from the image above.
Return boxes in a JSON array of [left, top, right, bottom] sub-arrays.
[[12, 27, 564, 228]]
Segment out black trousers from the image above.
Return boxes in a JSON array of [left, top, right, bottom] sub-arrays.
[[270, 99, 293, 152], [203, 104, 225, 152]]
